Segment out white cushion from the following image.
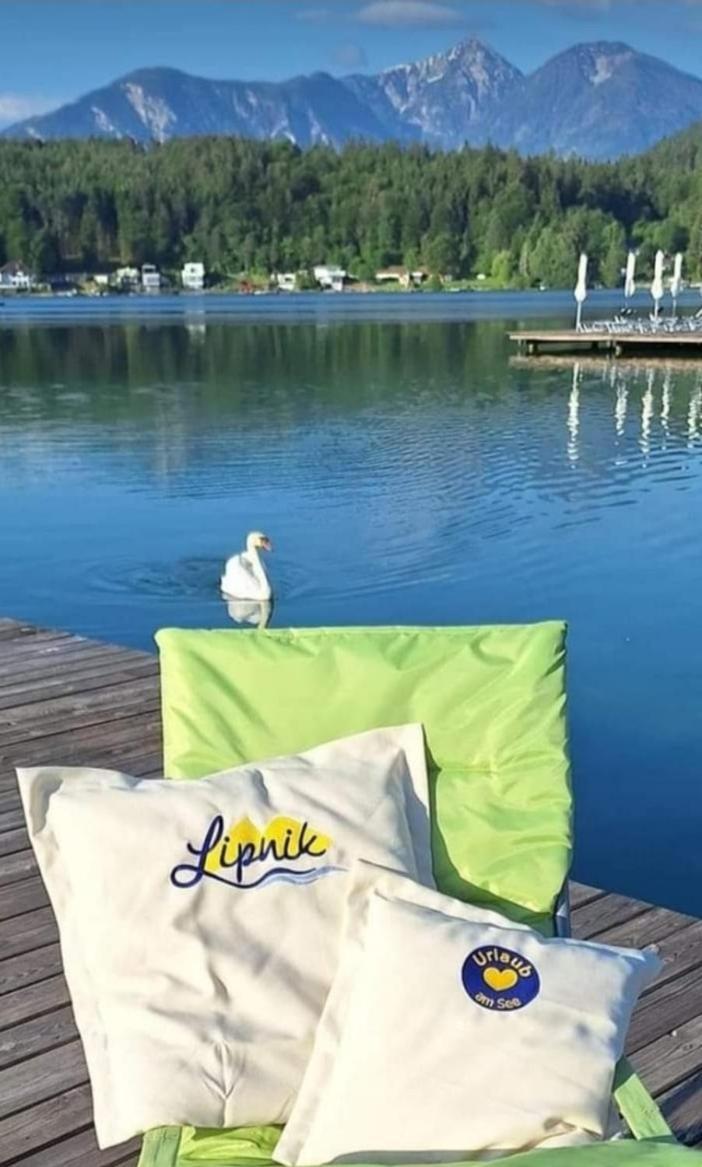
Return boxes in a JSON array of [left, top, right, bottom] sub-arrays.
[[17, 726, 430, 1148], [275, 863, 661, 1166]]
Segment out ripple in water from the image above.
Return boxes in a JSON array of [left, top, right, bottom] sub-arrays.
[[3, 320, 702, 915], [88, 554, 315, 605]]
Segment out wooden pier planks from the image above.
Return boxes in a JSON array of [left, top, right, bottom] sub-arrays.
[[0, 619, 157, 1167], [0, 617, 700, 1163], [509, 328, 702, 357]]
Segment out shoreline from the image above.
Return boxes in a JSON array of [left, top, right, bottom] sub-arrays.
[[2, 287, 700, 327]]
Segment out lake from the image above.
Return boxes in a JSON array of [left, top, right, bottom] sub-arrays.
[[1, 291, 701, 914]]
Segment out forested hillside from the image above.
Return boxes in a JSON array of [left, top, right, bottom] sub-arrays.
[[1, 133, 701, 286]]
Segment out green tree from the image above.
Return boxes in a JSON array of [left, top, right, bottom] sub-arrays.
[[30, 228, 59, 275], [530, 226, 576, 288], [0, 132, 698, 290], [491, 250, 513, 286], [600, 221, 626, 288], [423, 232, 454, 276], [79, 206, 99, 268], [688, 216, 702, 279]]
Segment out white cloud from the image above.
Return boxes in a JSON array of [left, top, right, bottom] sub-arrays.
[[357, 1, 463, 27], [302, 0, 701, 28], [0, 94, 59, 128]]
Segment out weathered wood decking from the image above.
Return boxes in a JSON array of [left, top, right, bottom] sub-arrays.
[[0, 616, 701, 1165], [510, 328, 702, 357]]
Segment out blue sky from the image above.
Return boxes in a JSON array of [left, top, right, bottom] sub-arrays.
[[3, 0, 702, 127]]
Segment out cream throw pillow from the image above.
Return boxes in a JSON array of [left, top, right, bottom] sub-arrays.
[[275, 863, 661, 1166], [18, 726, 430, 1148]]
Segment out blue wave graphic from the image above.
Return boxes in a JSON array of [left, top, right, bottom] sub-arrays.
[[202, 864, 345, 891], [256, 865, 345, 889]]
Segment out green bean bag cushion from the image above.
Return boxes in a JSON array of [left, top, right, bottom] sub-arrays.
[[156, 623, 572, 932], [144, 623, 684, 1167]]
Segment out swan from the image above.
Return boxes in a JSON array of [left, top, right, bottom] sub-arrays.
[[220, 531, 273, 601]]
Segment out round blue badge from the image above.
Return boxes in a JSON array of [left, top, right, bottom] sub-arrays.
[[462, 945, 540, 1012]]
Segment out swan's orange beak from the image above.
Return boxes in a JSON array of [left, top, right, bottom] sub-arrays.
[[261, 536, 273, 552]]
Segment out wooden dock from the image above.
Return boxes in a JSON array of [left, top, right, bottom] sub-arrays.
[[510, 328, 702, 357], [1, 616, 701, 1163]]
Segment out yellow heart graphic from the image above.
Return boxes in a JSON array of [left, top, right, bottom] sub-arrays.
[[484, 967, 518, 991]]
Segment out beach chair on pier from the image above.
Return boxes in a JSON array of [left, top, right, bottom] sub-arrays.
[[139, 623, 690, 1167]]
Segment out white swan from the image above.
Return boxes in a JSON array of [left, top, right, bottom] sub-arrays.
[[220, 531, 273, 601]]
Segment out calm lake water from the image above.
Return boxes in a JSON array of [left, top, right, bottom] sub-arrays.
[[1, 292, 701, 914]]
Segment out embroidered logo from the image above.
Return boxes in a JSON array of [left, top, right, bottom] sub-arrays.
[[462, 945, 540, 1012], [170, 814, 343, 891]]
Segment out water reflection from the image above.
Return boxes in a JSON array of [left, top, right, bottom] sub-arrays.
[[567, 364, 580, 466], [640, 370, 654, 461], [513, 356, 702, 462], [689, 385, 702, 446], [615, 381, 628, 438], [2, 319, 702, 915], [661, 370, 671, 441], [186, 322, 207, 342], [224, 598, 274, 628]]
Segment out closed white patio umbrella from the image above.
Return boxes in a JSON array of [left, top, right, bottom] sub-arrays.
[[651, 249, 665, 322], [624, 250, 637, 302], [574, 253, 588, 331]]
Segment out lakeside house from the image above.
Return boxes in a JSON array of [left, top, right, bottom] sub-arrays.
[[313, 264, 346, 292], [375, 266, 427, 288], [0, 260, 35, 291], [141, 263, 162, 292], [115, 266, 140, 290], [273, 271, 298, 292], [182, 261, 206, 291], [45, 272, 76, 293]]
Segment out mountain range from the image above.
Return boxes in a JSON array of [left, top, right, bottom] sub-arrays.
[[6, 39, 702, 159]]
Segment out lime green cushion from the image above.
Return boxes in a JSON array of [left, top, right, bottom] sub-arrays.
[[155, 623, 572, 930], [141, 1126, 689, 1167], [145, 624, 680, 1167]]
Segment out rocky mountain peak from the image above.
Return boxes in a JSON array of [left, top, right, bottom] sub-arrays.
[[5, 38, 702, 160]]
